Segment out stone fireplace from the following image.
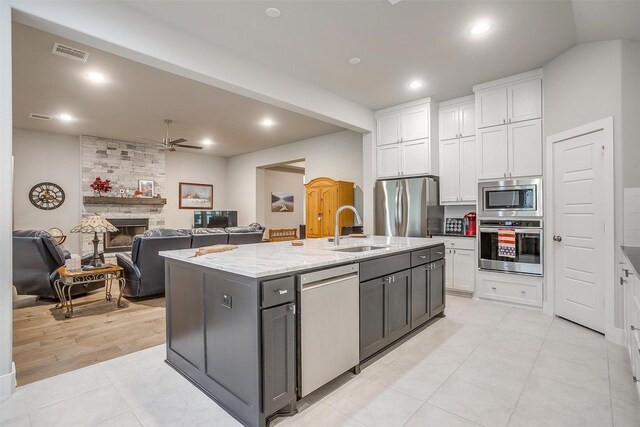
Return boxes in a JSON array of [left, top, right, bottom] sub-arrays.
[[81, 135, 166, 261], [104, 218, 149, 253]]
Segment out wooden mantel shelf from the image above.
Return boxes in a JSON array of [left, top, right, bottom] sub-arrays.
[[83, 196, 167, 206]]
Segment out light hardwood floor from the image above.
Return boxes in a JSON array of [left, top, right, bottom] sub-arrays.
[[12, 289, 166, 385]]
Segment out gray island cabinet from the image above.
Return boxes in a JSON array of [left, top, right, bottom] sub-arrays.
[[160, 236, 447, 427]]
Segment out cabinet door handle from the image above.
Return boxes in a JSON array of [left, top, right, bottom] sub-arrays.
[[276, 289, 288, 295], [620, 277, 627, 286], [418, 255, 427, 259], [503, 118, 506, 124], [491, 286, 497, 290]]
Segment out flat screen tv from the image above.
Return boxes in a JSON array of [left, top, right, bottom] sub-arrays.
[[193, 211, 238, 229]]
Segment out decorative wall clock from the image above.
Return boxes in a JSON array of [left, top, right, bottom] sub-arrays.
[[29, 182, 65, 210]]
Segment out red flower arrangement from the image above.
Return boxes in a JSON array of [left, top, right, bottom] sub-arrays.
[[90, 177, 112, 196], [134, 190, 143, 197]]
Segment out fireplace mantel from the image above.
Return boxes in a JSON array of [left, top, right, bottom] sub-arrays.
[[83, 196, 167, 206]]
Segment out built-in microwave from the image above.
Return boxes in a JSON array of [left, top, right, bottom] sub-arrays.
[[478, 178, 542, 218]]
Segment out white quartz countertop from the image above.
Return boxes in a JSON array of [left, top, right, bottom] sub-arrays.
[[160, 235, 448, 278]]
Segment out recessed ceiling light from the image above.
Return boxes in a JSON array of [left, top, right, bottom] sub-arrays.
[[260, 118, 276, 127], [469, 21, 492, 35], [265, 7, 281, 18], [348, 57, 361, 65], [202, 138, 213, 146], [408, 80, 424, 89], [86, 71, 106, 83], [58, 113, 74, 122]]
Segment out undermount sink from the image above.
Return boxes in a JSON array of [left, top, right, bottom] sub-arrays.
[[331, 245, 389, 253]]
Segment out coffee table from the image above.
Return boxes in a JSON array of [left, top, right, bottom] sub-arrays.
[[53, 264, 126, 318]]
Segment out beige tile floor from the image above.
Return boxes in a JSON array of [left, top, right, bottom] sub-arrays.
[[2, 295, 639, 427]]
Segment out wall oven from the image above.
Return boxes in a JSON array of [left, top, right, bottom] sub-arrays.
[[478, 178, 542, 218], [478, 219, 543, 276]]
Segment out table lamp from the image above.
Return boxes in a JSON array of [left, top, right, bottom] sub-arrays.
[[70, 214, 118, 268]]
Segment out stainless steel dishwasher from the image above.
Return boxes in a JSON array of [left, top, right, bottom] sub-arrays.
[[299, 263, 360, 397]]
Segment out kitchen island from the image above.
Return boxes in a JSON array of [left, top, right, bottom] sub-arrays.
[[160, 236, 447, 427]]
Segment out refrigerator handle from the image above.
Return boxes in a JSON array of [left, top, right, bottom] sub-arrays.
[[395, 182, 401, 236], [399, 180, 408, 236]]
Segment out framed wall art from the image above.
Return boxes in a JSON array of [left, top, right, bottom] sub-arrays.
[[179, 182, 213, 209]]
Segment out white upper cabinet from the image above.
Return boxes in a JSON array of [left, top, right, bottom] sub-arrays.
[[401, 139, 430, 177], [375, 99, 436, 178], [377, 144, 401, 178], [377, 114, 401, 146], [509, 119, 542, 177], [474, 70, 543, 179], [475, 70, 542, 129], [439, 106, 460, 141], [439, 139, 460, 203], [401, 105, 429, 142], [476, 87, 508, 129], [477, 126, 509, 180], [439, 136, 476, 205], [459, 102, 476, 137], [377, 104, 429, 146], [438, 97, 475, 141], [477, 120, 542, 179], [508, 78, 542, 123], [459, 137, 477, 202]]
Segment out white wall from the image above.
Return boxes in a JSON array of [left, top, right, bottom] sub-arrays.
[[621, 41, 640, 189], [227, 130, 364, 226], [543, 40, 625, 332], [1, 1, 14, 399], [262, 169, 304, 234], [12, 129, 82, 253], [165, 151, 228, 229]]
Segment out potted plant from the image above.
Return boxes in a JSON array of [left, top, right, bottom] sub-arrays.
[[90, 177, 112, 196]]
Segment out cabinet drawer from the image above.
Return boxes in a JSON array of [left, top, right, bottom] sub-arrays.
[[411, 249, 431, 267], [444, 237, 476, 251], [261, 276, 295, 308], [477, 276, 542, 307], [430, 245, 445, 262], [360, 253, 411, 282]]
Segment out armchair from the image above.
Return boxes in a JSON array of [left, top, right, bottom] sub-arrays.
[[116, 228, 192, 297], [12, 230, 101, 299]]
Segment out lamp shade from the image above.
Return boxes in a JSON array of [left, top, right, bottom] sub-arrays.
[[70, 214, 118, 233]]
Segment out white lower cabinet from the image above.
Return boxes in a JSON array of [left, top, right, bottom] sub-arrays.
[[621, 253, 640, 403], [476, 271, 542, 307], [445, 237, 475, 293]]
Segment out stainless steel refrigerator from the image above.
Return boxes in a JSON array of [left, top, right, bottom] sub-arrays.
[[375, 176, 444, 237]]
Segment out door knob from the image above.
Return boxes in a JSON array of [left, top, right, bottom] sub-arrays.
[[553, 235, 562, 242]]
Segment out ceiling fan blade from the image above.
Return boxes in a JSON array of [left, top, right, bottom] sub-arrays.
[[173, 143, 203, 150], [170, 138, 187, 144], [136, 136, 162, 144]]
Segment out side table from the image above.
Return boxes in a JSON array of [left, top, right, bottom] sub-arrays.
[[54, 264, 126, 318]]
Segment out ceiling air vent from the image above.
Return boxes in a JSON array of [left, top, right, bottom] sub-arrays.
[[51, 42, 89, 63], [29, 113, 52, 121]]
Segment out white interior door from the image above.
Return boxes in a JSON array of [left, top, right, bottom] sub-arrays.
[[554, 130, 605, 333]]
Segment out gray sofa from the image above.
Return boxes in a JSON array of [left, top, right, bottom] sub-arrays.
[[116, 224, 265, 298], [12, 230, 102, 299]]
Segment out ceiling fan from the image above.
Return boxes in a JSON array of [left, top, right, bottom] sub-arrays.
[[137, 119, 203, 151]]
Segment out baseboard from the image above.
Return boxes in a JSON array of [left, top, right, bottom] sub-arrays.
[[0, 362, 16, 401], [606, 326, 625, 346]]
